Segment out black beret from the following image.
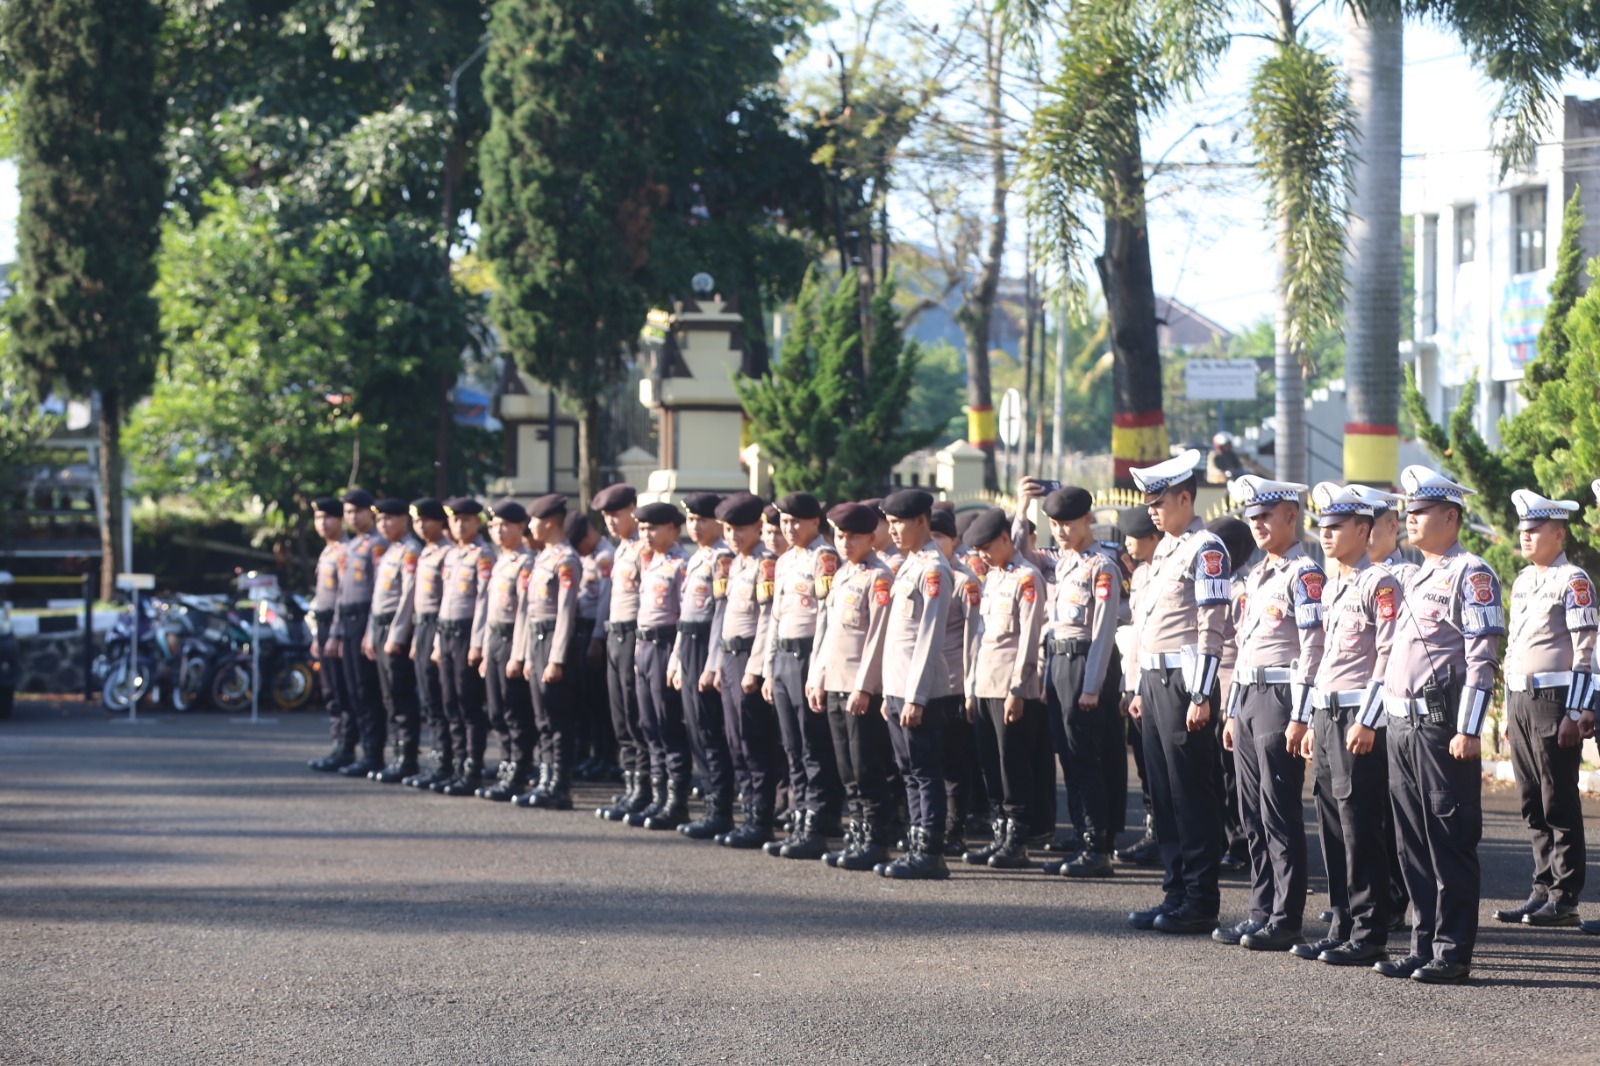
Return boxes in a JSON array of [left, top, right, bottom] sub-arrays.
[[681, 492, 723, 518], [929, 509, 958, 539], [827, 502, 878, 535], [881, 489, 935, 519], [591, 483, 638, 513], [1207, 515, 1255, 574], [962, 506, 1011, 548], [529, 493, 568, 519], [312, 497, 342, 516], [862, 497, 884, 514], [1116, 506, 1157, 539], [1043, 486, 1093, 522], [955, 511, 979, 539], [340, 488, 375, 509], [774, 491, 823, 520], [374, 497, 408, 517], [563, 511, 590, 543], [490, 498, 529, 525], [636, 501, 685, 526], [714, 492, 765, 526], [443, 496, 482, 517], [763, 504, 782, 526], [409, 497, 446, 522]]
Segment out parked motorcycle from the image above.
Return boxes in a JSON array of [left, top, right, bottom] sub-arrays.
[[209, 592, 315, 713]]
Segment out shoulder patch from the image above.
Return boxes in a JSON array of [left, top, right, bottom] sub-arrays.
[[924, 569, 942, 599], [1094, 570, 1113, 601], [874, 574, 892, 606], [1570, 577, 1593, 608], [599, 556, 614, 579], [371, 540, 388, 559], [1019, 573, 1036, 604], [1200, 549, 1224, 577], [518, 569, 532, 591], [965, 577, 981, 609], [558, 563, 575, 590], [1299, 569, 1324, 602], [403, 550, 418, 574], [476, 554, 493, 578], [1467, 571, 1495, 605], [1375, 584, 1397, 621]]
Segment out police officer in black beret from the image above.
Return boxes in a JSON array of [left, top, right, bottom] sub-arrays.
[[403, 498, 456, 789], [331, 488, 388, 777], [308, 497, 356, 771], [672, 493, 739, 838]]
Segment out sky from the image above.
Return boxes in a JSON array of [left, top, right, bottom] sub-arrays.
[[3, 12, 1600, 334]]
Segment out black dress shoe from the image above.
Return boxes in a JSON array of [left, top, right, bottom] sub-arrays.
[[1153, 904, 1219, 935], [1374, 954, 1427, 979], [1318, 908, 1334, 924], [1580, 918, 1600, 936], [1128, 901, 1177, 931], [1289, 936, 1343, 960], [1410, 959, 1470, 984], [338, 758, 382, 778], [1523, 900, 1581, 927], [308, 747, 356, 772], [1319, 941, 1387, 966], [1240, 922, 1304, 952], [1493, 895, 1550, 923], [1212, 919, 1263, 946], [1219, 852, 1249, 874]]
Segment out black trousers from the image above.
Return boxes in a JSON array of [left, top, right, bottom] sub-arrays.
[[942, 702, 983, 828], [719, 647, 781, 810], [372, 618, 420, 757], [1388, 708, 1482, 967], [886, 695, 953, 831], [605, 625, 646, 774], [1051, 652, 1126, 842], [314, 610, 352, 749], [675, 626, 735, 803], [1508, 689, 1586, 905], [1139, 665, 1223, 912], [574, 620, 614, 765], [635, 636, 692, 780], [1126, 710, 1151, 820], [978, 696, 1047, 823], [1311, 702, 1390, 945], [410, 615, 450, 761], [337, 608, 384, 758], [826, 690, 894, 828], [771, 644, 843, 818], [1030, 711, 1057, 837], [437, 624, 487, 765], [527, 626, 575, 772], [1233, 683, 1308, 927], [484, 627, 536, 766]]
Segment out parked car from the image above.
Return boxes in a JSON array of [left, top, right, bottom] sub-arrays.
[[0, 571, 16, 719]]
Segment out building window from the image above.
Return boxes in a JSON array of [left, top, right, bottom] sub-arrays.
[[1455, 204, 1475, 264], [1513, 188, 1546, 274]]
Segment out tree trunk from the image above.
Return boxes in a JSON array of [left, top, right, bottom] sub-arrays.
[[960, 7, 1007, 492], [1097, 137, 1167, 489], [97, 390, 123, 603], [1341, 5, 1403, 486], [1274, 196, 1308, 484], [435, 127, 467, 498], [577, 394, 602, 509]]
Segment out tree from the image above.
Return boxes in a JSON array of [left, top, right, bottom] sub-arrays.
[[0, 327, 61, 551], [739, 269, 935, 500], [3, 0, 167, 599]]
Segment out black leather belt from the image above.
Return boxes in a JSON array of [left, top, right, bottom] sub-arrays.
[[720, 635, 755, 654], [529, 621, 555, 641], [373, 611, 395, 627], [1049, 638, 1091, 657], [437, 619, 470, 637], [776, 637, 813, 656], [337, 604, 370, 620], [638, 624, 676, 645], [415, 612, 438, 625], [676, 621, 710, 636], [607, 620, 638, 635], [489, 622, 515, 639]]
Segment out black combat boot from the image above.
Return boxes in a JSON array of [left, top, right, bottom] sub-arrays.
[[479, 760, 531, 802], [720, 803, 774, 850], [439, 758, 483, 797], [987, 817, 1032, 869], [962, 807, 1006, 866], [597, 771, 637, 820], [644, 777, 691, 830], [625, 775, 668, 827], [370, 743, 419, 784], [679, 793, 735, 840], [944, 813, 968, 857], [838, 820, 890, 873], [1116, 814, 1161, 866], [308, 744, 356, 772], [339, 744, 385, 777], [880, 827, 951, 880], [1061, 832, 1114, 878], [403, 749, 446, 788], [763, 809, 804, 857], [823, 820, 862, 868], [779, 810, 829, 860], [714, 803, 750, 846], [529, 766, 574, 810]]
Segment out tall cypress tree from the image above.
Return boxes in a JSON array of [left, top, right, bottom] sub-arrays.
[[3, 0, 166, 598]]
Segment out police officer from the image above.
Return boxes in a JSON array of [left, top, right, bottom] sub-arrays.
[[403, 498, 455, 789], [670, 493, 738, 839], [1291, 482, 1402, 966], [867, 499, 905, 574], [514, 494, 582, 809], [1208, 515, 1256, 877], [329, 489, 388, 777], [476, 500, 536, 801], [855, 489, 955, 880], [592, 484, 654, 821], [627, 500, 695, 829], [365, 498, 423, 784], [961, 507, 1047, 870], [809, 502, 898, 870], [308, 498, 356, 771], [1113, 506, 1162, 865], [1357, 485, 1419, 585], [1376, 466, 1503, 983], [1125, 450, 1230, 934], [929, 507, 982, 857], [762, 492, 845, 860], [1215, 477, 1323, 952], [762, 503, 789, 558], [1491, 489, 1594, 928], [431, 497, 493, 797], [707, 492, 782, 849], [569, 512, 617, 780]]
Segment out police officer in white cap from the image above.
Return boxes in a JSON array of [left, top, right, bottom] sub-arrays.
[[1375, 466, 1503, 983], [1351, 484, 1418, 586], [1125, 449, 1231, 934], [1491, 489, 1595, 929], [1214, 476, 1323, 952]]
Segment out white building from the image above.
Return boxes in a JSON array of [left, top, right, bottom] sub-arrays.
[[1409, 95, 1600, 444]]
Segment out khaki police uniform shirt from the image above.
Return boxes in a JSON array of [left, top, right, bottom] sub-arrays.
[[1046, 546, 1122, 699], [880, 546, 905, 575], [1232, 544, 1326, 722], [967, 559, 1046, 702], [707, 545, 774, 679], [1507, 552, 1596, 714], [1381, 551, 1419, 589], [763, 534, 839, 676], [516, 541, 580, 669], [809, 556, 894, 694], [670, 539, 732, 675], [1217, 569, 1246, 696], [1132, 517, 1231, 697], [483, 546, 534, 660], [942, 561, 981, 699], [1382, 542, 1504, 736], [1315, 556, 1400, 729], [367, 533, 422, 646], [578, 540, 614, 623], [412, 538, 450, 618], [436, 539, 494, 654], [636, 543, 692, 630], [313, 541, 343, 615], [1117, 563, 1148, 694], [857, 544, 953, 705], [338, 530, 387, 609], [595, 533, 647, 630]]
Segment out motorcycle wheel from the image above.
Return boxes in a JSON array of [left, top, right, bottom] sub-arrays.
[[271, 661, 315, 711], [171, 657, 210, 712], [102, 661, 151, 712], [210, 661, 252, 714]]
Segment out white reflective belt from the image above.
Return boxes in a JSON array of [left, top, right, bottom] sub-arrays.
[[1140, 652, 1184, 671], [1384, 695, 1428, 719], [1238, 666, 1293, 686], [1504, 671, 1572, 693], [1311, 689, 1364, 710]]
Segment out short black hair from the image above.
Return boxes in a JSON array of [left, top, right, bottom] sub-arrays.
[[1170, 474, 1198, 503]]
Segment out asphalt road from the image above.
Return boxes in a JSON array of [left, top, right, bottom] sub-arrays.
[[3, 703, 1598, 1065]]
